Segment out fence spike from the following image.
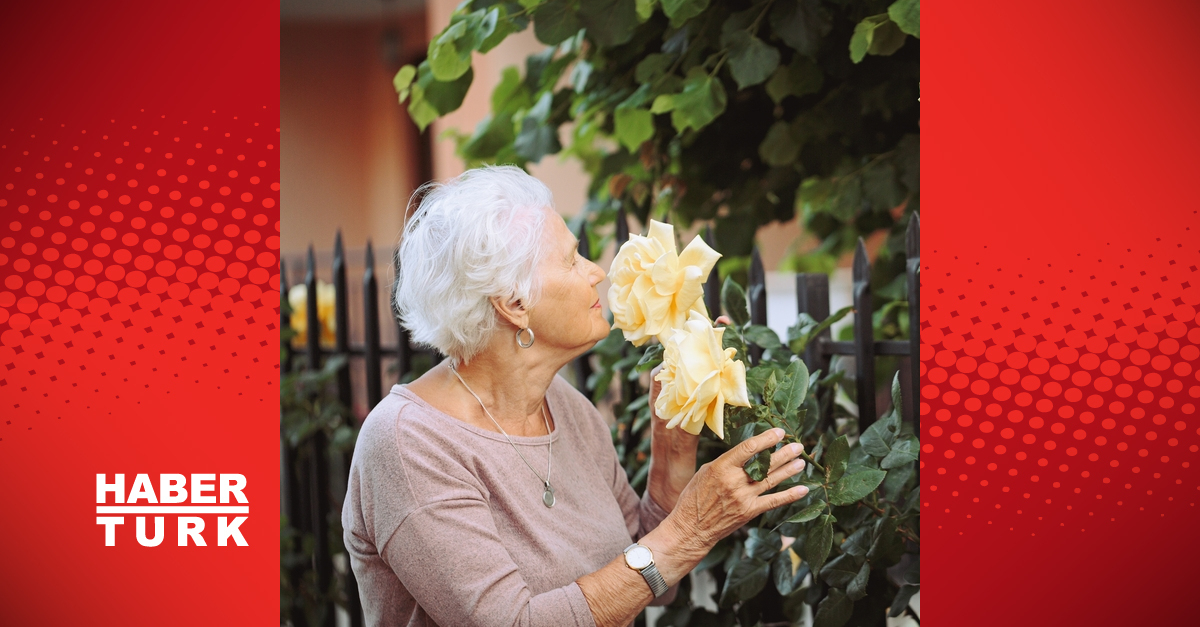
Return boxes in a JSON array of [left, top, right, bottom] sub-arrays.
[[852, 238, 877, 427], [303, 246, 333, 626], [615, 206, 629, 246], [573, 222, 593, 394], [332, 231, 352, 412], [305, 246, 321, 371], [704, 226, 720, 317], [906, 213, 921, 442], [748, 248, 766, 365], [364, 241, 382, 409], [795, 272, 831, 378]]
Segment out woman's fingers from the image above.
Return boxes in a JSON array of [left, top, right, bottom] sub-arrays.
[[723, 428, 786, 468], [753, 484, 810, 516], [767, 442, 804, 473], [757, 455, 806, 494]]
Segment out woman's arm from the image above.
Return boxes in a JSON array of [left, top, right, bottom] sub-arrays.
[[578, 428, 810, 627]]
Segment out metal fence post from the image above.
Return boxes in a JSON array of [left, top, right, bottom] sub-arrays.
[[795, 272, 831, 377], [747, 248, 767, 365], [906, 215, 921, 435], [852, 239, 877, 428], [364, 241, 382, 409], [304, 247, 334, 627]]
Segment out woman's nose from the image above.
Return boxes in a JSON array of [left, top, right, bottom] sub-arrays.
[[586, 259, 604, 286]]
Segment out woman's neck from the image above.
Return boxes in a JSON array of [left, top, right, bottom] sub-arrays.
[[421, 340, 568, 437]]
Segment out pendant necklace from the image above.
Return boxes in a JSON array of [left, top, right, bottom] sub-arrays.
[[449, 364, 556, 508]]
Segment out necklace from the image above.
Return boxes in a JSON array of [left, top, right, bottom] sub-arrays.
[[449, 364, 556, 508]]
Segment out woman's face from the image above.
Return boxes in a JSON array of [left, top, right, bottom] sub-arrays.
[[525, 207, 610, 356]]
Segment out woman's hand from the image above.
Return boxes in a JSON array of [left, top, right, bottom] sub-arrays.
[[661, 428, 809, 556]]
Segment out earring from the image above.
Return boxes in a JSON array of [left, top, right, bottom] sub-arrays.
[[516, 327, 535, 349]]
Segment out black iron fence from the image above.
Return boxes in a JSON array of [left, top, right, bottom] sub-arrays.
[[278, 210, 920, 627]]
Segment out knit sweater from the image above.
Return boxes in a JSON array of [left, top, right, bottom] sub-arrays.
[[342, 375, 677, 627]]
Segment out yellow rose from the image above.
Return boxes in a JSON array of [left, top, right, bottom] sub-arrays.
[[288, 281, 337, 348], [607, 220, 721, 346], [654, 310, 750, 440]]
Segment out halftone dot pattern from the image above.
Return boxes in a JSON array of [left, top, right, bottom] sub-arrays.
[[0, 111, 280, 445], [922, 219, 1200, 535]]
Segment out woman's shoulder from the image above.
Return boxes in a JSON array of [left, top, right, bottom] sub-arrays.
[[353, 386, 486, 497]]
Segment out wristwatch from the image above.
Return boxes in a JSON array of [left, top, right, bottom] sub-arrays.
[[623, 543, 669, 598]]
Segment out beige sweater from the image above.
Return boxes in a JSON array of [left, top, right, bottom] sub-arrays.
[[342, 375, 677, 627]]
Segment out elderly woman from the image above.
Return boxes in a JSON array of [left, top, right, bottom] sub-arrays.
[[343, 166, 811, 627]]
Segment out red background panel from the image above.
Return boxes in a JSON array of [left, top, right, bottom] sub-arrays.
[[925, 0, 1200, 624], [0, 1, 280, 625]]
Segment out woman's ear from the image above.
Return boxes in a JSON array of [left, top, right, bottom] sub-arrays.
[[490, 295, 530, 330]]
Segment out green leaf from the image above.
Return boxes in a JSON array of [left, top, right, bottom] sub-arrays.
[[881, 434, 920, 469], [849, 14, 907, 63], [721, 276, 749, 326], [827, 467, 887, 506], [765, 57, 823, 105], [772, 548, 809, 596], [768, 0, 830, 58], [635, 0, 657, 20], [758, 121, 799, 167], [478, 9, 516, 53], [393, 65, 417, 101], [725, 32, 780, 91], [651, 68, 727, 134], [514, 92, 562, 161], [881, 464, 914, 502], [824, 435, 850, 483], [787, 305, 852, 354], [819, 553, 860, 588], [890, 370, 904, 420], [660, 0, 709, 28], [813, 587, 854, 627], [613, 107, 654, 152], [428, 20, 473, 81], [743, 325, 782, 350], [459, 114, 517, 161], [577, 0, 638, 47], [775, 359, 810, 415], [634, 53, 675, 83], [889, 584, 920, 617], [408, 63, 474, 131], [805, 514, 834, 575], [867, 516, 903, 565], [846, 561, 871, 601], [743, 447, 772, 482], [859, 411, 900, 458], [839, 527, 870, 557], [888, 0, 920, 38], [533, 2, 582, 45], [720, 557, 770, 605], [782, 500, 825, 525], [635, 343, 664, 371], [745, 528, 782, 561]]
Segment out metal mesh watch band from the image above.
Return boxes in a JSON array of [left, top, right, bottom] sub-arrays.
[[640, 562, 669, 598], [624, 543, 669, 598]]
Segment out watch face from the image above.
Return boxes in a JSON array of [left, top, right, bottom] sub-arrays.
[[626, 545, 653, 569]]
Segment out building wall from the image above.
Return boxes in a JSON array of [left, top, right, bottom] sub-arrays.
[[280, 17, 427, 259]]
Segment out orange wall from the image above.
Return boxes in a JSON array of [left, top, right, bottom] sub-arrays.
[[280, 17, 427, 259]]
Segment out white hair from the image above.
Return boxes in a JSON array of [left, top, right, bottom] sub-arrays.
[[393, 165, 553, 366]]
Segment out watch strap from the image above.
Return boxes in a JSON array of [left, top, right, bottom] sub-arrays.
[[640, 562, 669, 598]]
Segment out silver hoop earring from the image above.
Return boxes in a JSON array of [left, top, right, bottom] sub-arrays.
[[516, 327, 535, 349]]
